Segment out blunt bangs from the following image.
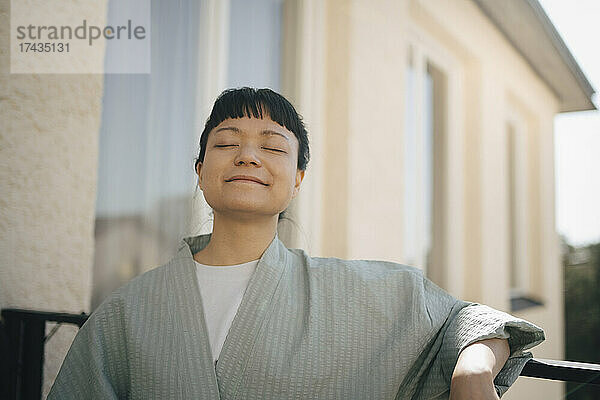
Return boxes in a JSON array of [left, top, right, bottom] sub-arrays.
[[196, 87, 310, 171]]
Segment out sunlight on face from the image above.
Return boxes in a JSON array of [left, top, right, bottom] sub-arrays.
[[196, 116, 305, 219]]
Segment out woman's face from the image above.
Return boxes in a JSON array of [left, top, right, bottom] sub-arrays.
[[196, 116, 305, 219]]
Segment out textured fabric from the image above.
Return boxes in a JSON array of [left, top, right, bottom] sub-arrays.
[[48, 233, 545, 399], [195, 258, 259, 361]]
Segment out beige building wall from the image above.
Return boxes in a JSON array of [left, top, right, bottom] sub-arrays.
[[294, 0, 565, 398], [0, 0, 107, 397]]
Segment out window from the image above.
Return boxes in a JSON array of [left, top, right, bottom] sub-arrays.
[[93, 0, 204, 310], [507, 121, 524, 293], [403, 44, 447, 289], [93, 0, 288, 310], [506, 107, 543, 311], [228, 0, 283, 91]]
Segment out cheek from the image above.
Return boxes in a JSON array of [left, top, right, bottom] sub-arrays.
[[202, 165, 219, 182], [277, 165, 298, 196], [200, 155, 225, 181]]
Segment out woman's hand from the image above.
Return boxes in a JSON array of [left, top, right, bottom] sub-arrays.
[[448, 338, 509, 400]]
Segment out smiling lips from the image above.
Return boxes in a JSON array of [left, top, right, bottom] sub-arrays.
[[225, 175, 268, 186]]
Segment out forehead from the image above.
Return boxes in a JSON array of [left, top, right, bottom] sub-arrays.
[[211, 116, 296, 141]]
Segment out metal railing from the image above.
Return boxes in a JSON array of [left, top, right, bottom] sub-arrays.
[[520, 358, 600, 386], [1, 308, 599, 399], [1, 308, 89, 400]]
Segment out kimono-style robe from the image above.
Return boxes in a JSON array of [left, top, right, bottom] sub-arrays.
[[48, 233, 545, 399]]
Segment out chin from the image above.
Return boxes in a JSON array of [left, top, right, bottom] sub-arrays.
[[204, 193, 289, 218], [214, 201, 280, 218]]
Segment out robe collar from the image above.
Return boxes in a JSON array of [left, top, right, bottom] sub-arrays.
[[169, 232, 292, 399], [180, 231, 288, 269]]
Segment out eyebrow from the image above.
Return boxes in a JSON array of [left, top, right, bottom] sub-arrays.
[[214, 126, 290, 141]]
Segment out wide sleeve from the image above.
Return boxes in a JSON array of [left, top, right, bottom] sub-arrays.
[[424, 276, 545, 398], [47, 291, 130, 399]]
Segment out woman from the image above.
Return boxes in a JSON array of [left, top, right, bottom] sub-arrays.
[[49, 87, 544, 399]]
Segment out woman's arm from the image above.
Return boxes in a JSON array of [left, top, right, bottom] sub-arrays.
[[420, 277, 544, 397], [449, 338, 510, 400]]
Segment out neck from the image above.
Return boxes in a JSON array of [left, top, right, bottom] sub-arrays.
[[193, 212, 278, 266]]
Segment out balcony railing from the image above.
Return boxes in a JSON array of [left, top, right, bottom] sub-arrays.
[[1, 308, 88, 400], [1, 308, 599, 399], [520, 358, 600, 386]]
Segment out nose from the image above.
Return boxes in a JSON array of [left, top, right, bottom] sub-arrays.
[[233, 143, 262, 167]]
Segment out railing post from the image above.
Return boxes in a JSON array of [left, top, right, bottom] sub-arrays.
[[3, 314, 45, 399]]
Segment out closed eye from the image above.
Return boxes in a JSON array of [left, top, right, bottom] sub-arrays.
[[214, 144, 237, 148], [263, 147, 286, 153]]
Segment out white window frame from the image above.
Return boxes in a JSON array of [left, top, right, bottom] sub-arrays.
[[403, 24, 464, 295]]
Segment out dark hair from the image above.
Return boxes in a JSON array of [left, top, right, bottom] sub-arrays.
[[194, 87, 310, 171]]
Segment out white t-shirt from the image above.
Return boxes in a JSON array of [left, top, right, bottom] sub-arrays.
[[194, 258, 259, 364]]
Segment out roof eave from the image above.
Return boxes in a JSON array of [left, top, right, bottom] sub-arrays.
[[473, 0, 596, 113]]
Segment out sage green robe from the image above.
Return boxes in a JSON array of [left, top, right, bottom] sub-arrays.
[[48, 233, 544, 399]]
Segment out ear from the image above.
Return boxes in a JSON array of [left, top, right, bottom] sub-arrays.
[[291, 169, 305, 199], [195, 161, 203, 189]]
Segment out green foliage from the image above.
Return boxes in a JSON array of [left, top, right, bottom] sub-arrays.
[[563, 239, 600, 399]]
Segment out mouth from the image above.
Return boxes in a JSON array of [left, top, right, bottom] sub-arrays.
[[225, 176, 269, 186]]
